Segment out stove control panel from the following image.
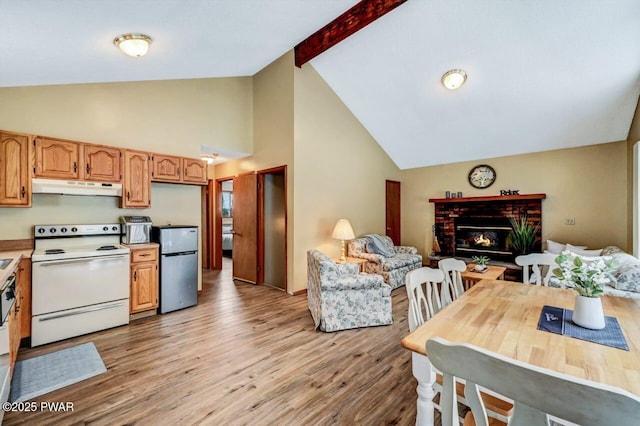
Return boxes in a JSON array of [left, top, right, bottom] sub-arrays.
[[34, 224, 122, 238]]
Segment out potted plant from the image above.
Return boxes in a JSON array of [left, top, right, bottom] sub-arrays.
[[508, 215, 539, 255], [552, 251, 617, 329], [471, 255, 490, 272]]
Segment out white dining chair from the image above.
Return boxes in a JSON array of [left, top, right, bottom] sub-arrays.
[[405, 267, 444, 332], [427, 336, 640, 426], [515, 253, 557, 286], [438, 258, 467, 308], [406, 268, 513, 424]]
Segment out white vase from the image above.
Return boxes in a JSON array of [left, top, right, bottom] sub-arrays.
[[573, 295, 605, 330]]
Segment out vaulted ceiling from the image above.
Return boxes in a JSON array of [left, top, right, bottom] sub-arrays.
[[2, 0, 639, 169]]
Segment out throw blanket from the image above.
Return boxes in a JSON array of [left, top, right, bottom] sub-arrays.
[[364, 234, 395, 257]]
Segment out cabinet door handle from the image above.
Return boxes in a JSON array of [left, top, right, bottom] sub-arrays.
[[184, 168, 188, 176], [21, 186, 25, 198], [73, 162, 77, 173], [134, 271, 137, 281], [127, 191, 131, 201], [86, 163, 90, 174]]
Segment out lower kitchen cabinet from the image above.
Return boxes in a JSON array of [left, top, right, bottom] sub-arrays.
[[17, 258, 31, 340], [129, 244, 159, 314]]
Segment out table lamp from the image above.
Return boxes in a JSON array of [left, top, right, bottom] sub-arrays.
[[332, 219, 355, 262]]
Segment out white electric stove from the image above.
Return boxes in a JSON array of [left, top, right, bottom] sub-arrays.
[[31, 224, 131, 347]]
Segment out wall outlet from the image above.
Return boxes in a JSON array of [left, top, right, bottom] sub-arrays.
[[565, 218, 576, 225]]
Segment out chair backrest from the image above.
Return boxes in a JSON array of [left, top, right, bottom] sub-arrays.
[[515, 253, 558, 286], [405, 267, 444, 332], [427, 336, 640, 426], [438, 258, 467, 307]]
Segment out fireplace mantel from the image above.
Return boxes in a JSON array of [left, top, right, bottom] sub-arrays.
[[429, 193, 546, 203]]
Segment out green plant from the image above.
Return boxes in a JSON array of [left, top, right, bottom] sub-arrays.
[[471, 255, 490, 266], [508, 215, 539, 255], [552, 252, 617, 297]]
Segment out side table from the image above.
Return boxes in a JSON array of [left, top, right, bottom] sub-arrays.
[[334, 257, 367, 273]]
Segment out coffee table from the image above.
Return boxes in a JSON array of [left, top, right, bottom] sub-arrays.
[[461, 265, 506, 290]]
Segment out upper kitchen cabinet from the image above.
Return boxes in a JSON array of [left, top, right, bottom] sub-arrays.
[[83, 144, 122, 182], [34, 137, 80, 179], [122, 150, 151, 208], [0, 131, 32, 207], [152, 154, 182, 182], [182, 158, 208, 184], [151, 155, 208, 185]]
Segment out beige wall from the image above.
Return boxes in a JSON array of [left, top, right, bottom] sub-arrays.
[[214, 52, 400, 293], [0, 78, 253, 155], [401, 141, 628, 257], [0, 77, 254, 290], [292, 63, 400, 292], [214, 51, 295, 290]]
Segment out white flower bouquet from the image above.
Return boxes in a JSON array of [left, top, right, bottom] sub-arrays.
[[552, 251, 617, 297]]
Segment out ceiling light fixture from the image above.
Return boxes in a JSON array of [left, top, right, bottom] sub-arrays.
[[113, 33, 152, 57], [201, 154, 219, 164], [441, 69, 467, 90]]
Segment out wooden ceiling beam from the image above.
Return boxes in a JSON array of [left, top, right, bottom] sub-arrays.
[[294, 0, 408, 68]]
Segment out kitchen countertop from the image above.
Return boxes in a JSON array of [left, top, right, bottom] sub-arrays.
[[0, 249, 32, 284], [122, 243, 159, 250]]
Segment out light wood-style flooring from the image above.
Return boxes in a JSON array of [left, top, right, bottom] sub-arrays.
[[4, 260, 419, 425]]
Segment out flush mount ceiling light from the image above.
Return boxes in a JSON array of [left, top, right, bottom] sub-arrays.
[[441, 69, 467, 90], [113, 33, 152, 57], [201, 153, 219, 164]]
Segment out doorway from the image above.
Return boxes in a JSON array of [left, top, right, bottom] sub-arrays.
[[386, 180, 401, 245], [212, 166, 288, 292], [258, 167, 287, 290]]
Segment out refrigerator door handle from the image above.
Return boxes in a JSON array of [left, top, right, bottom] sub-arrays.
[[163, 251, 197, 257]]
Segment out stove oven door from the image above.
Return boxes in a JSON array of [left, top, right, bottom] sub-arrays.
[[31, 254, 130, 347], [32, 254, 129, 315]]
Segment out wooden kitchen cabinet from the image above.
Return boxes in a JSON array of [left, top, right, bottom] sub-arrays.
[[122, 150, 151, 208], [0, 131, 31, 207], [83, 144, 122, 182], [182, 158, 208, 184], [17, 258, 31, 340], [152, 154, 182, 182], [34, 136, 80, 179], [129, 245, 159, 314], [151, 154, 207, 185]]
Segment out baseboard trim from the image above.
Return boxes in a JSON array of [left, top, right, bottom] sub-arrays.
[[291, 288, 307, 296]]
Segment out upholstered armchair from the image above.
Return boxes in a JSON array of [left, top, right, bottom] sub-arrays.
[[348, 234, 422, 289], [307, 249, 392, 332]]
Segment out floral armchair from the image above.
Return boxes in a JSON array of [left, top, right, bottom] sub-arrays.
[[348, 234, 422, 289], [307, 249, 392, 332]]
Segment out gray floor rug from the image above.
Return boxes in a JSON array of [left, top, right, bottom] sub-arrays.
[[10, 342, 106, 402]]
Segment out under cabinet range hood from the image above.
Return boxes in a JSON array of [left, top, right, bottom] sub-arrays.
[[32, 178, 123, 197]]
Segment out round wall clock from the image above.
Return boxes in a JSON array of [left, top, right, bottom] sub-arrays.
[[468, 164, 496, 189]]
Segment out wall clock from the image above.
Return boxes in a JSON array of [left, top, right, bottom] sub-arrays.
[[468, 164, 496, 189]]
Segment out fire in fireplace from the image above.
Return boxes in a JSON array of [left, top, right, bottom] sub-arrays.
[[455, 218, 512, 259]]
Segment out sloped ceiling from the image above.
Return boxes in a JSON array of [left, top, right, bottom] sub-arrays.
[[310, 0, 640, 169], [1, 1, 639, 169]]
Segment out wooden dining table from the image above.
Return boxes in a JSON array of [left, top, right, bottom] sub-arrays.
[[401, 279, 640, 426]]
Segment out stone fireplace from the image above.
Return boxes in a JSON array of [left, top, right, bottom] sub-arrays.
[[430, 194, 545, 261]]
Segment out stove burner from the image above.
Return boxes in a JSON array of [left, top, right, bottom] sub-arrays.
[[97, 245, 118, 251], [45, 249, 65, 255]]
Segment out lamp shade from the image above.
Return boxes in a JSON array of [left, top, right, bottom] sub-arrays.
[[332, 219, 355, 240]]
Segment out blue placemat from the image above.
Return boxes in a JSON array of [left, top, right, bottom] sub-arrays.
[[537, 305, 629, 351]]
